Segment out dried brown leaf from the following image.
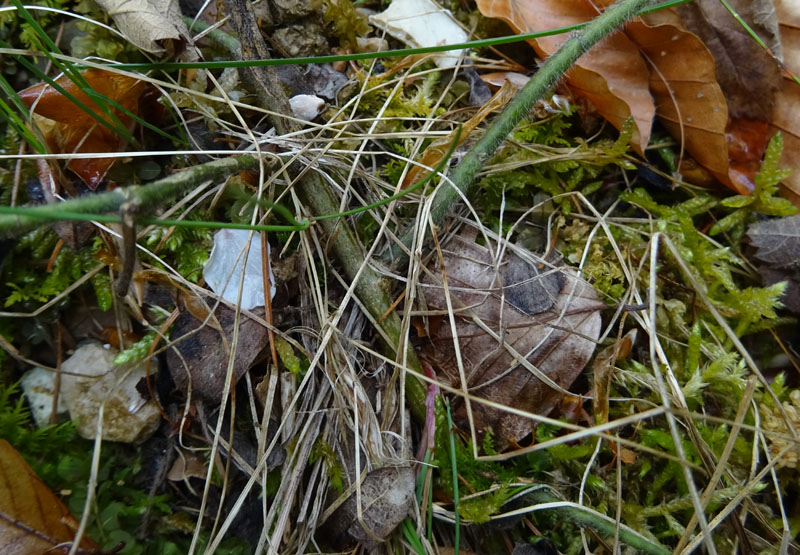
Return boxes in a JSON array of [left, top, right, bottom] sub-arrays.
[[677, 0, 782, 120], [476, 0, 654, 154], [747, 214, 800, 314], [166, 304, 268, 403], [0, 439, 99, 554], [418, 229, 601, 448], [747, 213, 800, 268], [592, 329, 636, 426], [95, 0, 192, 54], [625, 10, 734, 190], [476, 0, 782, 195], [773, 0, 800, 203]]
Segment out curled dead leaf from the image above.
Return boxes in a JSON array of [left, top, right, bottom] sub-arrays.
[[418, 228, 601, 448], [18, 69, 158, 189]]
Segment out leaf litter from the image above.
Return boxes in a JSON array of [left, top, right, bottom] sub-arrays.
[[0, 0, 799, 553]]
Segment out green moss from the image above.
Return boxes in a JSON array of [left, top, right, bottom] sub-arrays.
[[310, 438, 345, 493], [322, 0, 370, 50], [114, 331, 158, 366], [142, 217, 213, 283], [2, 229, 109, 309], [710, 133, 797, 241]]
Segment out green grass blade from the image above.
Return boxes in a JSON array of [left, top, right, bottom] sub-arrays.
[[0, 76, 46, 153], [445, 399, 460, 554]]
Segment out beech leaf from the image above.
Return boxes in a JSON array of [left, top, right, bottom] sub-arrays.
[[0, 439, 99, 554], [418, 229, 601, 448], [475, 0, 790, 195], [475, 0, 654, 154], [772, 0, 800, 205]]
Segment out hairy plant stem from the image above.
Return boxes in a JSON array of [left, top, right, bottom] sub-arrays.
[[0, 155, 259, 235], [382, 0, 657, 266]]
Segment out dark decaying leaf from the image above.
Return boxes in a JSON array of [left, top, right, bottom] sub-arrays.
[[0, 439, 99, 554], [167, 302, 268, 403], [747, 214, 800, 313], [418, 229, 602, 448], [676, 0, 782, 121], [773, 0, 800, 204], [322, 466, 415, 550], [747, 214, 800, 268]]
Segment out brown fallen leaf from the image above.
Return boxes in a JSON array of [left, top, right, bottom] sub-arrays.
[[746, 213, 800, 268], [321, 466, 415, 551], [18, 69, 158, 189], [0, 439, 99, 554], [476, 0, 787, 195], [476, 0, 654, 154], [418, 228, 601, 448], [669, 0, 782, 193], [619, 446, 638, 464], [676, 0, 782, 121], [772, 0, 800, 204], [166, 302, 268, 403], [624, 9, 734, 190]]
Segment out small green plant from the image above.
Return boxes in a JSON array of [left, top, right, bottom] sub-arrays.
[[710, 133, 797, 242], [2, 230, 112, 311], [142, 218, 213, 283], [322, 0, 370, 50]]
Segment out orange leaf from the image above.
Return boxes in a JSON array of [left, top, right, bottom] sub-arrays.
[[619, 447, 638, 464], [475, 1, 766, 194], [18, 69, 155, 189], [0, 439, 99, 554], [475, 0, 654, 153], [626, 11, 735, 189]]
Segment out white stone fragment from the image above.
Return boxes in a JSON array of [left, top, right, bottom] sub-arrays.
[[370, 0, 468, 69], [289, 94, 325, 121], [20, 367, 68, 428], [60, 342, 161, 443], [203, 228, 276, 310]]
